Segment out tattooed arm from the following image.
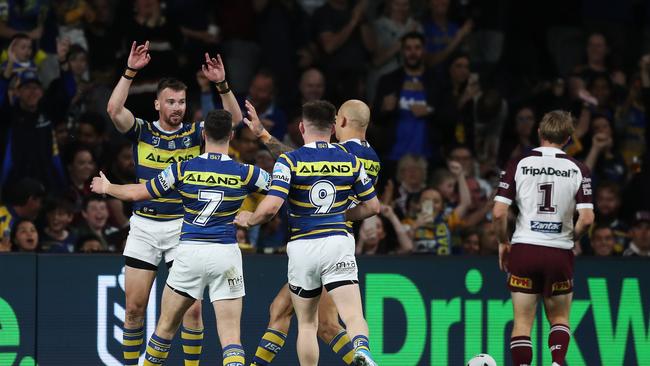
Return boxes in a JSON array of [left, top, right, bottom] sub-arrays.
[[243, 100, 294, 158]]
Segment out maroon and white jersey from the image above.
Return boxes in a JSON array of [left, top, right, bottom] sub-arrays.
[[495, 146, 593, 249]]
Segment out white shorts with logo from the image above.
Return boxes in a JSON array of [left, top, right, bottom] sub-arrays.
[[287, 234, 358, 291], [166, 242, 245, 302], [123, 214, 183, 266]]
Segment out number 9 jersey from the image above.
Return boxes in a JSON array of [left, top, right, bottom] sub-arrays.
[[495, 147, 593, 249], [267, 141, 377, 241]]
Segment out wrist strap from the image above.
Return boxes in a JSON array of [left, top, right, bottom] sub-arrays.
[[123, 68, 138, 80], [215, 80, 230, 94]]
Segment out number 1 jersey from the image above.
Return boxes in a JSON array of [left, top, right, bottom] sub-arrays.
[[495, 146, 593, 249]]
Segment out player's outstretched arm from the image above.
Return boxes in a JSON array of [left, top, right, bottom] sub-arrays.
[[574, 208, 595, 241], [201, 52, 243, 126], [107, 41, 150, 133], [345, 196, 381, 222], [91, 171, 152, 202], [235, 195, 284, 228], [243, 100, 293, 158]]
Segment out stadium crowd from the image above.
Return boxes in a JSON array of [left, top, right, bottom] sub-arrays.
[[0, 0, 649, 257]]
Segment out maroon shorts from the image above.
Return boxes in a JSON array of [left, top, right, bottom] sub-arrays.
[[507, 243, 574, 297]]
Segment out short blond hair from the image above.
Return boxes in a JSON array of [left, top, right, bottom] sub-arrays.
[[539, 110, 574, 145]]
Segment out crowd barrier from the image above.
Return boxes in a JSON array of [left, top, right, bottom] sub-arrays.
[[0, 254, 648, 365]]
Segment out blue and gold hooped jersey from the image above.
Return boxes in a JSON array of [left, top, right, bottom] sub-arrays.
[[334, 139, 381, 186], [267, 141, 377, 241], [146, 152, 270, 244], [125, 118, 203, 221]]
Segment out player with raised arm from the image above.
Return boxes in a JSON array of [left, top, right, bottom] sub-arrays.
[[242, 99, 380, 366], [91, 110, 270, 366], [235, 101, 381, 366], [106, 40, 242, 365], [492, 110, 595, 366]]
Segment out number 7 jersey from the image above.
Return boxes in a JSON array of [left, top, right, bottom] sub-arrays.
[[268, 141, 377, 241], [495, 146, 593, 249], [145, 152, 270, 244]]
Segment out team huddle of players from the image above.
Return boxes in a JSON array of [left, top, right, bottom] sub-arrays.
[[93, 41, 594, 366]]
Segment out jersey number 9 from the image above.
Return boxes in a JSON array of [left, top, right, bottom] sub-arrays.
[[309, 180, 336, 214]]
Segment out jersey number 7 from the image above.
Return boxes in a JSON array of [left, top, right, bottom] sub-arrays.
[[193, 190, 225, 226]]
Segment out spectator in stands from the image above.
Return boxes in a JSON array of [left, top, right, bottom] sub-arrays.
[[247, 70, 287, 140], [313, 0, 374, 104], [75, 195, 121, 252], [573, 33, 612, 85], [0, 178, 44, 251], [357, 204, 412, 254], [403, 187, 452, 255], [389, 154, 427, 218], [422, 0, 472, 68], [372, 32, 438, 166], [76, 234, 104, 253], [10, 218, 39, 252], [40, 197, 77, 253], [282, 68, 326, 149], [0, 71, 67, 192], [104, 141, 134, 228], [430, 161, 471, 231], [459, 227, 480, 255], [0, 0, 57, 55], [584, 115, 627, 185], [64, 144, 97, 214], [84, 0, 121, 78], [53, 0, 93, 49], [44, 41, 93, 125], [479, 220, 498, 255], [615, 71, 647, 173], [368, 0, 422, 101], [121, 0, 182, 121], [623, 211, 650, 257], [593, 182, 628, 253], [589, 225, 617, 257], [75, 112, 107, 160], [499, 105, 537, 164], [1, 34, 37, 80], [231, 126, 260, 164], [433, 53, 474, 151]]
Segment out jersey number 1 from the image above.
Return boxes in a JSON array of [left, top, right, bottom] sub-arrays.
[[193, 190, 224, 226], [538, 183, 556, 214]]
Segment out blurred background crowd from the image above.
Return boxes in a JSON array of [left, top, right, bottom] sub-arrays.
[[1, 0, 649, 257]]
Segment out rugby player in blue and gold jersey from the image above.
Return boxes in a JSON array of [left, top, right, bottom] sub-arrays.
[[106, 40, 242, 365], [91, 109, 270, 366], [242, 100, 381, 366], [236, 101, 381, 366]]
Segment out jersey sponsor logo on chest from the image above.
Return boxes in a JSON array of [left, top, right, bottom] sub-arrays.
[[138, 142, 200, 169], [530, 220, 563, 233], [183, 171, 241, 187], [359, 158, 380, 175], [295, 161, 353, 176], [521, 166, 577, 177]]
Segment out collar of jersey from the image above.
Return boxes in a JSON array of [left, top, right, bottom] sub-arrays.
[[200, 152, 231, 161], [534, 146, 565, 155], [339, 138, 365, 145], [304, 141, 334, 148], [153, 120, 183, 134]]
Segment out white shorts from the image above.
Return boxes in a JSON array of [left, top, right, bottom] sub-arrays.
[[166, 242, 245, 302], [287, 234, 358, 294], [123, 214, 183, 266]]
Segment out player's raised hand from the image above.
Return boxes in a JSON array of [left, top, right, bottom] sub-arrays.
[[127, 41, 151, 70], [90, 171, 111, 195], [498, 242, 510, 272], [201, 52, 226, 83], [242, 100, 267, 138], [234, 211, 253, 228]]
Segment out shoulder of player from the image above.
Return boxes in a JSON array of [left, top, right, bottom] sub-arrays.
[[555, 153, 591, 176]]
